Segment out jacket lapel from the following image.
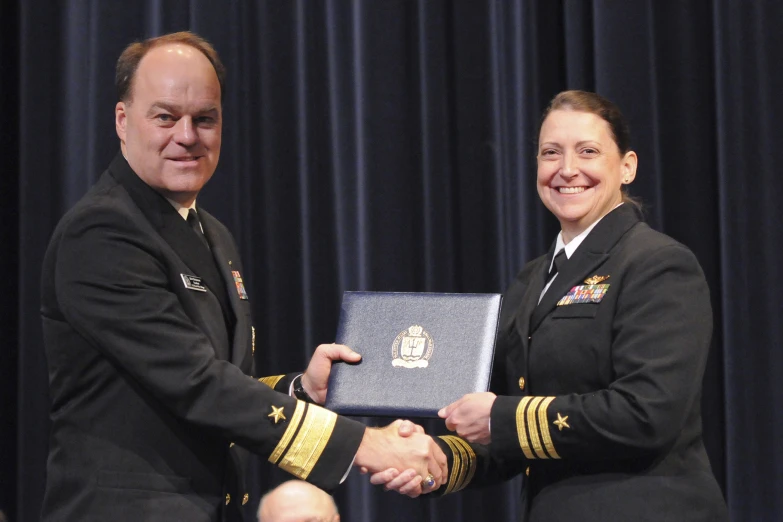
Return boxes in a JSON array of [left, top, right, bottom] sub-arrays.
[[514, 251, 551, 345], [199, 209, 252, 371], [156, 211, 232, 322], [107, 153, 234, 356], [529, 204, 643, 334]]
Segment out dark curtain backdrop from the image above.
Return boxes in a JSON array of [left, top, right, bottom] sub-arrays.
[[2, 1, 781, 520]]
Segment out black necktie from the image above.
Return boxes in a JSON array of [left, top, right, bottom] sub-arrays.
[[187, 208, 209, 249], [546, 249, 567, 285]]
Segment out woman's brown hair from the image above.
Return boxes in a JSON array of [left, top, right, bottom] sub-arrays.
[[540, 90, 642, 210]]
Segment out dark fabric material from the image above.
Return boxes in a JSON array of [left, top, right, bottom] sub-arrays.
[[3, 1, 782, 521], [188, 208, 211, 250], [477, 204, 727, 521], [545, 249, 566, 285], [38, 153, 364, 521]]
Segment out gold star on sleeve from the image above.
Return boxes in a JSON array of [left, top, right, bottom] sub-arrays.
[[268, 405, 286, 424], [553, 412, 570, 431]]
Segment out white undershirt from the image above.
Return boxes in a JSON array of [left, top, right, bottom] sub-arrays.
[[166, 198, 201, 231]]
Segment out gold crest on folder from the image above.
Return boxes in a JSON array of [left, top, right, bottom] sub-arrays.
[[392, 325, 434, 368]]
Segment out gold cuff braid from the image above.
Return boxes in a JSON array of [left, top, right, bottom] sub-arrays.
[[515, 396, 560, 459], [257, 374, 285, 389], [438, 435, 477, 494], [268, 402, 338, 479]]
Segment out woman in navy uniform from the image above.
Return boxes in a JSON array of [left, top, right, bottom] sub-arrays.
[[377, 91, 728, 521]]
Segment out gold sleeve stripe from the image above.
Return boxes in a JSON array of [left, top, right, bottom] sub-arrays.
[[527, 396, 549, 459], [450, 436, 477, 491], [269, 401, 306, 465], [438, 435, 476, 494], [538, 396, 561, 459], [515, 397, 535, 459], [277, 404, 338, 479], [438, 436, 463, 495], [258, 375, 285, 389]]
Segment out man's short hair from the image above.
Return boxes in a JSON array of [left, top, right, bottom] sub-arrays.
[[115, 30, 226, 103]]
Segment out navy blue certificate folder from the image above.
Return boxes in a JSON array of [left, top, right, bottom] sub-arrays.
[[325, 291, 502, 418]]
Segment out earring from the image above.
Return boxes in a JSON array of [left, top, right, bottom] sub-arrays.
[[623, 177, 630, 183]]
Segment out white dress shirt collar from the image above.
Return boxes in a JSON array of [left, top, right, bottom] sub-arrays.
[[166, 198, 197, 221], [539, 203, 623, 303], [546, 203, 624, 271]]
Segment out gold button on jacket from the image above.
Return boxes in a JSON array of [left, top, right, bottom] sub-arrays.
[[518, 377, 526, 390]]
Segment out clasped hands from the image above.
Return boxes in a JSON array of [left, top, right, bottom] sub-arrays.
[[301, 344, 496, 497], [365, 392, 497, 497]]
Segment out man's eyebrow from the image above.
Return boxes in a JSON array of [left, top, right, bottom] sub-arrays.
[[146, 102, 179, 115], [196, 106, 220, 116], [146, 102, 219, 115]]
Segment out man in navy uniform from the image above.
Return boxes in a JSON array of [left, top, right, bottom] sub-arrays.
[[40, 31, 445, 522]]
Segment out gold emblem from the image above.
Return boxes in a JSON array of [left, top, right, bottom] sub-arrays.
[[251, 326, 256, 355], [584, 275, 610, 285], [392, 325, 434, 368], [268, 405, 286, 424], [242, 493, 249, 505], [553, 412, 570, 431]]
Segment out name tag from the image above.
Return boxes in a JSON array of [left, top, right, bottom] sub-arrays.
[[557, 284, 609, 306], [181, 274, 207, 293]]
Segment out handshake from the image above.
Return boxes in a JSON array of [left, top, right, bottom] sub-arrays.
[[302, 344, 498, 497], [354, 419, 446, 497]]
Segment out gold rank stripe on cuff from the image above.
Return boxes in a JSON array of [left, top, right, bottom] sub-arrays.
[[515, 397, 536, 459], [269, 401, 306, 465], [439, 436, 465, 495], [537, 396, 560, 459], [438, 435, 476, 495], [258, 375, 285, 389], [268, 402, 338, 480], [515, 396, 560, 460]]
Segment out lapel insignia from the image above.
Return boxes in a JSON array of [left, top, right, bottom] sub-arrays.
[[553, 412, 570, 431], [180, 274, 207, 293], [584, 274, 609, 285], [268, 405, 286, 424], [232, 270, 249, 300], [557, 284, 610, 306]]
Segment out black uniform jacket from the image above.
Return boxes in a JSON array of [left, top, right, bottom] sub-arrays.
[[436, 204, 728, 521], [39, 153, 365, 522]]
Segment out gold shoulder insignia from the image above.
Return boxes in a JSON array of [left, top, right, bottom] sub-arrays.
[[584, 275, 610, 285]]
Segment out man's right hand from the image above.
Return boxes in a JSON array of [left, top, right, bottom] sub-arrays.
[[354, 420, 447, 494], [363, 420, 446, 497]]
